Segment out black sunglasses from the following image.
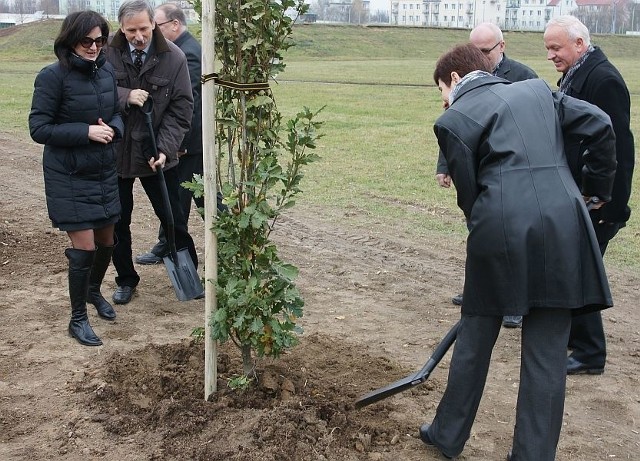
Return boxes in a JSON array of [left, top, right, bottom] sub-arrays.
[[480, 41, 501, 54], [79, 36, 108, 49]]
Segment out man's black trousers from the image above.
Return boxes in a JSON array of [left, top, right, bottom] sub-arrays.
[[113, 167, 198, 288]]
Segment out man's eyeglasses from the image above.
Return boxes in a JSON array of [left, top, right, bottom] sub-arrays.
[[480, 41, 501, 54], [79, 36, 108, 49], [156, 19, 175, 26]]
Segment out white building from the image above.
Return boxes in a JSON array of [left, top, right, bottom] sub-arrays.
[[390, 0, 580, 30], [58, 0, 199, 22]]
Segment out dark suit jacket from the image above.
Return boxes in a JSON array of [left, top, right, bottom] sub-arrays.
[[173, 31, 203, 158], [559, 47, 635, 232], [496, 53, 537, 82]]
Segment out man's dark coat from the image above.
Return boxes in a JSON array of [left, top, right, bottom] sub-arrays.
[[559, 46, 635, 241], [106, 28, 193, 178]]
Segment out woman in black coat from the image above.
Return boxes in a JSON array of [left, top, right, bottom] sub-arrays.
[[29, 11, 124, 347], [418, 44, 616, 461]]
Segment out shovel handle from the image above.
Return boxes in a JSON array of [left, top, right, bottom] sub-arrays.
[[139, 97, 178, 259]]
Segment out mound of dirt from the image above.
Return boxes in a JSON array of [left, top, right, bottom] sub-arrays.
[[79, 335, 431, 461]]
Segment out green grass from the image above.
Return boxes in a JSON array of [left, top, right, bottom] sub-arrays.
[[1, 21, 638, 268]]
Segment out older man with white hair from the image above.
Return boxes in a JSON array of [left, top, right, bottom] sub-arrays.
[[544, 15, 635, 376]]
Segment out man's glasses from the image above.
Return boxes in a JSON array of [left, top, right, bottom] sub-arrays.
[[156, 19, 175, 26], [79, 36, 108, 49], [480, 41, 501, 54]]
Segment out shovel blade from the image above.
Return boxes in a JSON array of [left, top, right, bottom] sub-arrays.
[[354, 321, 460, 409], [354, 372, 426, 409], [163, 249, 204, 301]]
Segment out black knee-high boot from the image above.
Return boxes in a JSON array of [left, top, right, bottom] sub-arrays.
[[66, 248, 102, 346], [87, 243, 116, 320]]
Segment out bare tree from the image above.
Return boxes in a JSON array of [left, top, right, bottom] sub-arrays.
[[350, 0, 367, 24], [13, 0, 38, 23], [311, 0, 331, 20], [370, 9, 389, 24], [572, 0, 634, 34], [66, 0, 88, 14], [39, 0, 60, 16]]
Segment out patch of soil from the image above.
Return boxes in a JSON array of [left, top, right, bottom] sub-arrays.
[[1, 130, 639, 461], [79, 336, 426, 461]]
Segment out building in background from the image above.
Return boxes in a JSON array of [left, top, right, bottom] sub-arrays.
[[0, 0, 198, 22], [55, 0, 198, 22], [2, 0, 638, 33], [388, 0, 640, 32]]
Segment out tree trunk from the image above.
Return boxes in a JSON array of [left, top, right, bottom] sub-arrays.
[[242, 344, 253, 377]]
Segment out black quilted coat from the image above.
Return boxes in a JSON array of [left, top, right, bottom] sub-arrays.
[[29, 52, 124, 230]]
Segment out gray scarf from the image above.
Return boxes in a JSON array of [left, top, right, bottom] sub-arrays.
[[559, 45, 595, 93], [449, 70, 492, 106]]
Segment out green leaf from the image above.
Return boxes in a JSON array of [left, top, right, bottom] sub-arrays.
[[246, 95, 274, 108], [274, 262, 299, 280]]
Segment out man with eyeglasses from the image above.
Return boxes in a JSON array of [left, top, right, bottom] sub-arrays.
[[435, 22, 537, 329], [105, 0, 196, 305], [470, 22, 537, 82]]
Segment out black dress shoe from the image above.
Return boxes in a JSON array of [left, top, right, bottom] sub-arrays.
[[419, 424, 453, 459], [451, 294, 463, 306], [113, 286, 136, 305], [567, 356, 604, 375], [135, 252, 164, 265], [502, 316, 523, 328]]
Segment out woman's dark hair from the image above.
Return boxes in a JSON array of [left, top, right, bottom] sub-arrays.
[[54, 10, 109, 68], [433, 43, 493, 86]]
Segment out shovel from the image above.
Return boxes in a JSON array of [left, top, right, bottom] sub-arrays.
[[355, 321, 460, 409], [140, 97, 204, 301]]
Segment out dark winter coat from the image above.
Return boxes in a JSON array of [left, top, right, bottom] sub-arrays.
[[106, 28, 193, 178], [495, 53, 537, 82], [558, 47, 635, 241], [173, 31, 202, 158], [435, 76, 616, 317], [436, 54, 537, 175], [29, 53, 124, 229]]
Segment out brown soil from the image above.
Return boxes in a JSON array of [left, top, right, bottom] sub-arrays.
[[0, 131, 638, 460]]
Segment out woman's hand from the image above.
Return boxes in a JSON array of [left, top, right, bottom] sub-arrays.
[[88, 118, 115, 144]]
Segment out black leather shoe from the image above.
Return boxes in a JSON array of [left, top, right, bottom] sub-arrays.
[[567, 356, 604, 375], [419, 424, 452, 459], [113, 286, 136, 305], [502, 315, 523, 328], [451, 294, 463, 306], [135, 252, 164, 265]]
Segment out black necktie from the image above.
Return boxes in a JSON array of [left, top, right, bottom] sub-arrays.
[[133, 49, 144, 71]]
